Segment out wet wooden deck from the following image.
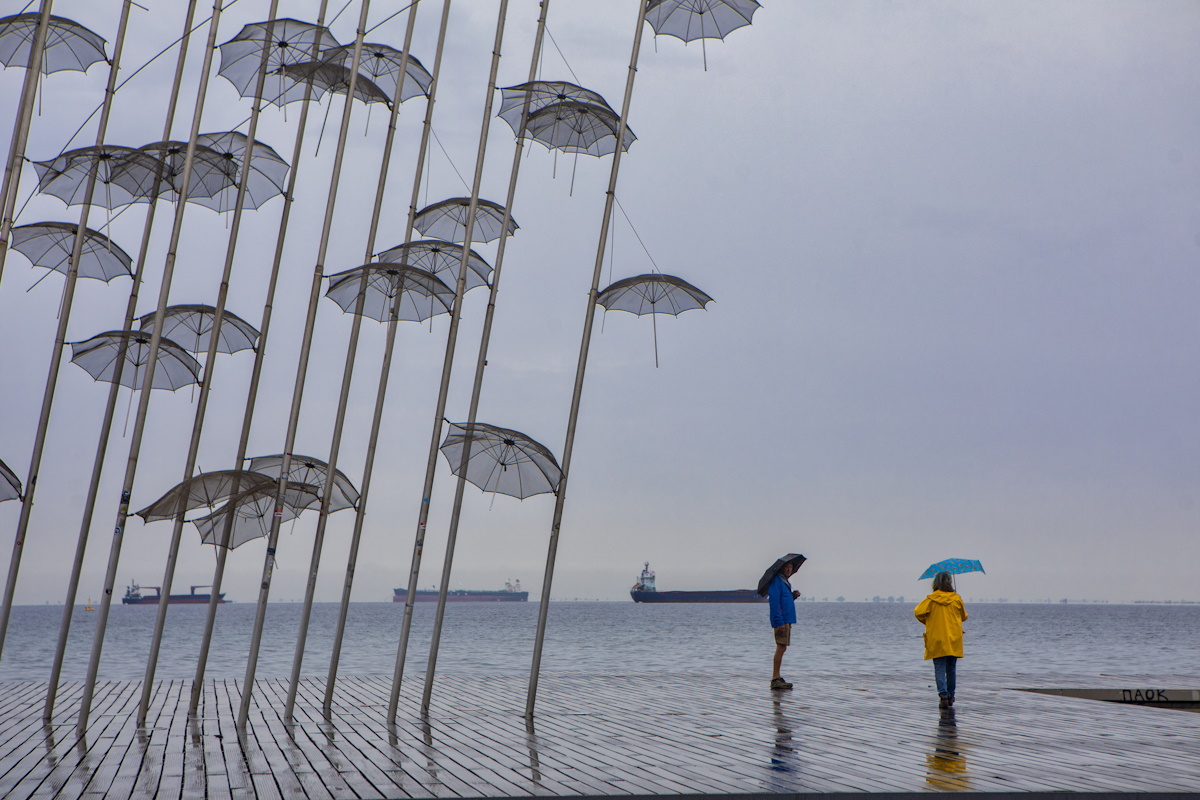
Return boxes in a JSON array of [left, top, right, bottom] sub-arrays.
[[1, 670, 1198, 798]]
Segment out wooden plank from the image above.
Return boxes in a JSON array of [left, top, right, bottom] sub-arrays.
[[2, 671, 1200, 799]]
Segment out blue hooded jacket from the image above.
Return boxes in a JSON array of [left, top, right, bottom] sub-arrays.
[[768, 573, 796, 628]]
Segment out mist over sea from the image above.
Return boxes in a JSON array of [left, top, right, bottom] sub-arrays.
[[3, 601, 1197, 682]]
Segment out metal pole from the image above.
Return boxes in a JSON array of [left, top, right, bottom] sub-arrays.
[[188, 1, 332, 719], [43, 0, 200, 723], [385, 0, 502, 726], [77, 0, 225, 737], [421, 0, 548, 719], [135, 4, 282, 728], [283, 0, 423, 723], [0, 0, 133, 664], [526, 0, 648, 720], [323, 0, 453, 718], [0, 0, 54, 286], [236, 0, 373, 730]]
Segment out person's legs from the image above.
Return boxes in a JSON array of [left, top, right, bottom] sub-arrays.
[[933, 656, 950, 701], [945, 656, 957, 701], [771, 625, 792, 688]]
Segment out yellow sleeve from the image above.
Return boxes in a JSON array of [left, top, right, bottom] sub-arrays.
[[914, 598, 931, 623]]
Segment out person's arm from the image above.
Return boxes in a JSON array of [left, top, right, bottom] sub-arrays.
[[914, 597, 931, 624]]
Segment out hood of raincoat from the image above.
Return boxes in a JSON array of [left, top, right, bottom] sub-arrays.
[[925, 590, 960, 606]]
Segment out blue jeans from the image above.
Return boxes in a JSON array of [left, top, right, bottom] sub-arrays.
[[933, 656, 957, 697]]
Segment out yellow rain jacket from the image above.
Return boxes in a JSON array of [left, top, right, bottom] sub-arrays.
[[914, 591, 968, 659]]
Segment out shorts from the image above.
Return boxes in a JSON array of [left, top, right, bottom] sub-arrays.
[[774, 624, 791, 647]]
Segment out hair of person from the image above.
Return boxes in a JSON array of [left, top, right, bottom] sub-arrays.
[[931, 572, 955, 593]]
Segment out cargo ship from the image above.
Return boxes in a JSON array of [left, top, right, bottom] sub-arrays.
[[393, 580, 528, 602], [630, 563, 765, 603], [122, 583, 226, 605]]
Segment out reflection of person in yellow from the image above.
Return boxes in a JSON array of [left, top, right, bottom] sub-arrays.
[[925, 708, 969, 790], [914, 571, 968, 708]]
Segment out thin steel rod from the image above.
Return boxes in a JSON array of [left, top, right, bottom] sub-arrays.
[[0, 0, 132, 663], [188, 2, 332, 719], [135, 4, 281, 728], [421, 0, 548, 719], [77, 0, 225, 737], [0, 0, 53, 287], [282, 0, 423, 724], [323, 0, 453, 718], [386, 0, 501, 725], [236, 0, 373, 730], [526, 0, 648, 720], [43, 0, 201, 723]]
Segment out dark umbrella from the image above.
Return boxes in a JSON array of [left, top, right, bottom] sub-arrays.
[[756, 553, 806, 596]]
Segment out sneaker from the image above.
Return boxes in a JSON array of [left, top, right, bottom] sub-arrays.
[[938, 693, 950, 709], [770, 677, 793, 690], [948, 695, 955, 706]]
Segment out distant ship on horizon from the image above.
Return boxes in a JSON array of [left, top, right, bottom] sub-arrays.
[[630, 562, 766, 604], [393, 580, 529, 603], [122, 582, 226, 605]]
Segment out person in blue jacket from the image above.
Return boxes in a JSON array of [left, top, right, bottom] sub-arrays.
[[768, 561, 801, 690]]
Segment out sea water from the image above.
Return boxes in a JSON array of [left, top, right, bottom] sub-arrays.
[[1, 601, 1196, 682]]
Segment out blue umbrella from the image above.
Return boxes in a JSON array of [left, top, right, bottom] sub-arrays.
[[919, 558, 984, 580]]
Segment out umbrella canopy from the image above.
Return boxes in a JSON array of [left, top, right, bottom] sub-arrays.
[[191, 131, 290, 212], [244, 454, 359, 512], [218, 18, 339, 102], [10, 222, 133, 282], [135, 140, 238, 204], [33, 145, 169, 209], [597, 273, 713, 367], [412, 198, 518, 245], [0, 13, 107, 74], [645, 0, 761, 43], [756, 553, 806, 596], [0, 457, 21, 502], [135, 469, 277, 522], [69, 330, 202, 391], [496, 80, 616, 136], [321, 43, 432, 104], [439, 422, 562, 500], [597, 273, 713, 316], [138, 304, 260, 355], [919, 559, 985, 580], [276, 61, 391, 107], [324, 263, 455, 323], [193, 481, 323, 549], [523, 100, 635, 157], [374, 240, 491, 293]]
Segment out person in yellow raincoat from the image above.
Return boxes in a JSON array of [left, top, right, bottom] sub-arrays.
[[914, 572, 968, 708]]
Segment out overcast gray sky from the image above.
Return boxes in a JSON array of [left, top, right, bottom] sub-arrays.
[[1, 0, 1197, 609]]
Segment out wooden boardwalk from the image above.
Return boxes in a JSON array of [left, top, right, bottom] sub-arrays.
[[1, 671, 1198, 799]]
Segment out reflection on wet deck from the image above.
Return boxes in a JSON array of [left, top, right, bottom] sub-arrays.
[[1, 671, 1198, 798]]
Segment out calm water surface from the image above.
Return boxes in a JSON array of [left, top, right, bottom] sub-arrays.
[[1, 601, 1196, 682]]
